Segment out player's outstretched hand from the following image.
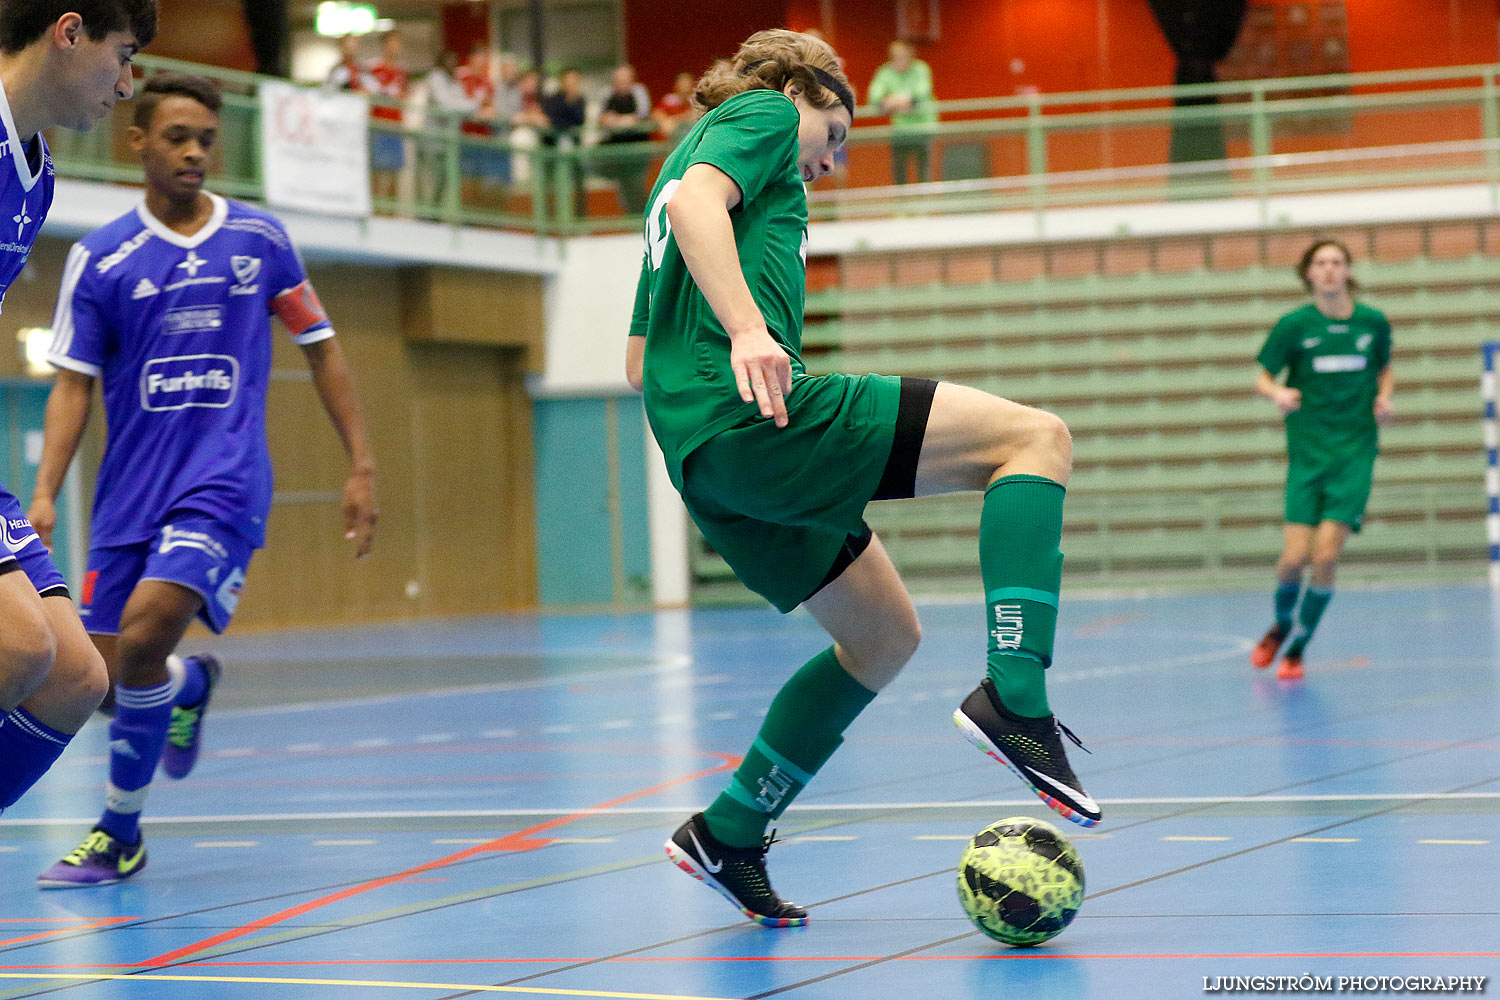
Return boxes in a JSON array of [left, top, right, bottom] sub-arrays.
[[25, 496, 56, 550], [1274, 386, 1302, 415], [729, 325, 793, 428], [1374, 396, 1394, 425], [343, 469, 378, 558]]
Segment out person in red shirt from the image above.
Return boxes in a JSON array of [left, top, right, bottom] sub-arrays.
[[456, 45, 506, 192], [365, 31, 408, 202], [652, 70, 697, 145]]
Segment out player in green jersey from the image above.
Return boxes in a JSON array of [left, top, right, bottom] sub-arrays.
[[1251, 239, 1394, 680], [628, 29, 1098, 927]]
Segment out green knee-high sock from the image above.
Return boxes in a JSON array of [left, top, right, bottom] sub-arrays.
[[981, 474, 1065, 719], [703, 647, 876, 849], [1273, 581, 1301, 633], [1286, 587, 1333, 656]]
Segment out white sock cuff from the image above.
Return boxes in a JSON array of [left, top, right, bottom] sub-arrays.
[[114, 681, 174, 711], [105, 782, 150, 814]]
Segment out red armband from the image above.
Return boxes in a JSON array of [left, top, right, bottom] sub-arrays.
[[270, 281, 330, 337]]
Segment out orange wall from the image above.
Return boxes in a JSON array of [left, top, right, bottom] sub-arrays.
[[629, 0, 1500, 106], [624, 0, 790, 102], [149, 0, 256, 71], [785, 0, 1172, 101]]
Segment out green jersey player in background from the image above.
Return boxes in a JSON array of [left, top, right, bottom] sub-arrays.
[[1251, 239, 1394, 680], [628, 29, 1100, 928]]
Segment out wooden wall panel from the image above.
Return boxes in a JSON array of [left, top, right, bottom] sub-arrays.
[[0, 237, 540, 631]]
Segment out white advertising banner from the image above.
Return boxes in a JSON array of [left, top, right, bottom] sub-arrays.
[[259, 81, 371, 218]]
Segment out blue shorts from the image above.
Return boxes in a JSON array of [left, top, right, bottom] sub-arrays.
[[80, 514, 253, 636], [0, 485, 68, 598], [371, 131, 405, 172]]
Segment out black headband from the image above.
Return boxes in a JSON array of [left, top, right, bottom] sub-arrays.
[[741, 59, 856, 118]]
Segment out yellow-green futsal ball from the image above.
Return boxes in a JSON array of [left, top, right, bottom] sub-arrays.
[[956, 816, 1085, 947]]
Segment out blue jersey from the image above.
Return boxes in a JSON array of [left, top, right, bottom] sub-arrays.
[[47, 194, 334, 548], [0, 77, 54, 311]]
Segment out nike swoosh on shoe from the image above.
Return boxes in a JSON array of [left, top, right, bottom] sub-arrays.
[[1027, 769, 1100, 815], [686, 827, 723, 874]]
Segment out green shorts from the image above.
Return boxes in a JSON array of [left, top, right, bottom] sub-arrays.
[[680, 372, 934, 613], [1284, 452, 1375, 531]]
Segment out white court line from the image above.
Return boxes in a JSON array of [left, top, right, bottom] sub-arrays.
[[1418, 838, 1490, 844], [210, 654, 694, 720], [6, 792, 1497, 828], [193, 841, 258, 848]]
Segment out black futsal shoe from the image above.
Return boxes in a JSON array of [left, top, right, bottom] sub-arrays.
[[954, 678, 1102, 827], [665, 813, 808, 927]]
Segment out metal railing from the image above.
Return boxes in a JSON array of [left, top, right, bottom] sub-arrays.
[[44, 56, 1500, 237]]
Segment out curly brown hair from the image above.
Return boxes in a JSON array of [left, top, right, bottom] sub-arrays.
[[693, 29, 854, 116]]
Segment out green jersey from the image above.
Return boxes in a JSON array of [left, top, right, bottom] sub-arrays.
[[1256, 302, 1392, 468], [630, 89, 809, 487], [867, 60, 937, 130]]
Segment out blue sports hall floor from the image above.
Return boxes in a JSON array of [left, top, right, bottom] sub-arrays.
[[1, 583, 1497, 999]]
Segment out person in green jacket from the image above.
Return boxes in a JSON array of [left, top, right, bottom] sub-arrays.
[[867, 39, 936, 184]]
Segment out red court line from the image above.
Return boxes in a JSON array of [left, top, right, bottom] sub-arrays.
[[9, 950, 1500, 971], [143, 751, 739, 967], [0, 919, 137, 948]]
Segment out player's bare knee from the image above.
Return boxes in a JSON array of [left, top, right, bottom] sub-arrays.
[[61, 646, 110, 716], [1025, 410, 1073, 480], [115, 618, 179, 680], [0, 619, 57, 707]]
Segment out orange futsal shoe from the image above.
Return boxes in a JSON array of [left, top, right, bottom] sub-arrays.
[[1251, 625, 1288, 670], [1276, 651, 1304, 681]]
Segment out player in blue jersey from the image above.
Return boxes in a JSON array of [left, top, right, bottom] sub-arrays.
[[0, 1, 157, 816], [29, 73, 378, 887]]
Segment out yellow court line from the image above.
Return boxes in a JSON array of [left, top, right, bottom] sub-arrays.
[[1418, 839, 1490, 845], [0, 973, 737, 1000]]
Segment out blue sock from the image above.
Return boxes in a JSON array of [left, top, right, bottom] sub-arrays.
[[97, 681, 173, 844], [1274, 581, 1301, 632], [168, 655, 208, 708], [0, 708, 72, 809]]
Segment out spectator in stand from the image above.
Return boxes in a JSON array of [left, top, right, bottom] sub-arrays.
[[597, 64, 654, 215], [508, 67, 549, 186], [422, 49, 477, 207], [325, 34, 365, 92], [652, 70, 698, 146], [455, 46, 508, 195], [868, 39, 936, 184], [491, 51, 521, 122], [365, 31, 410, 203], [540, 67, 587, 219]]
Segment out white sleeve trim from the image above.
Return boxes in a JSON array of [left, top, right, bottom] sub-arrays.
[[294, 326, 336, 346], [46, 353, 102, 377]]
